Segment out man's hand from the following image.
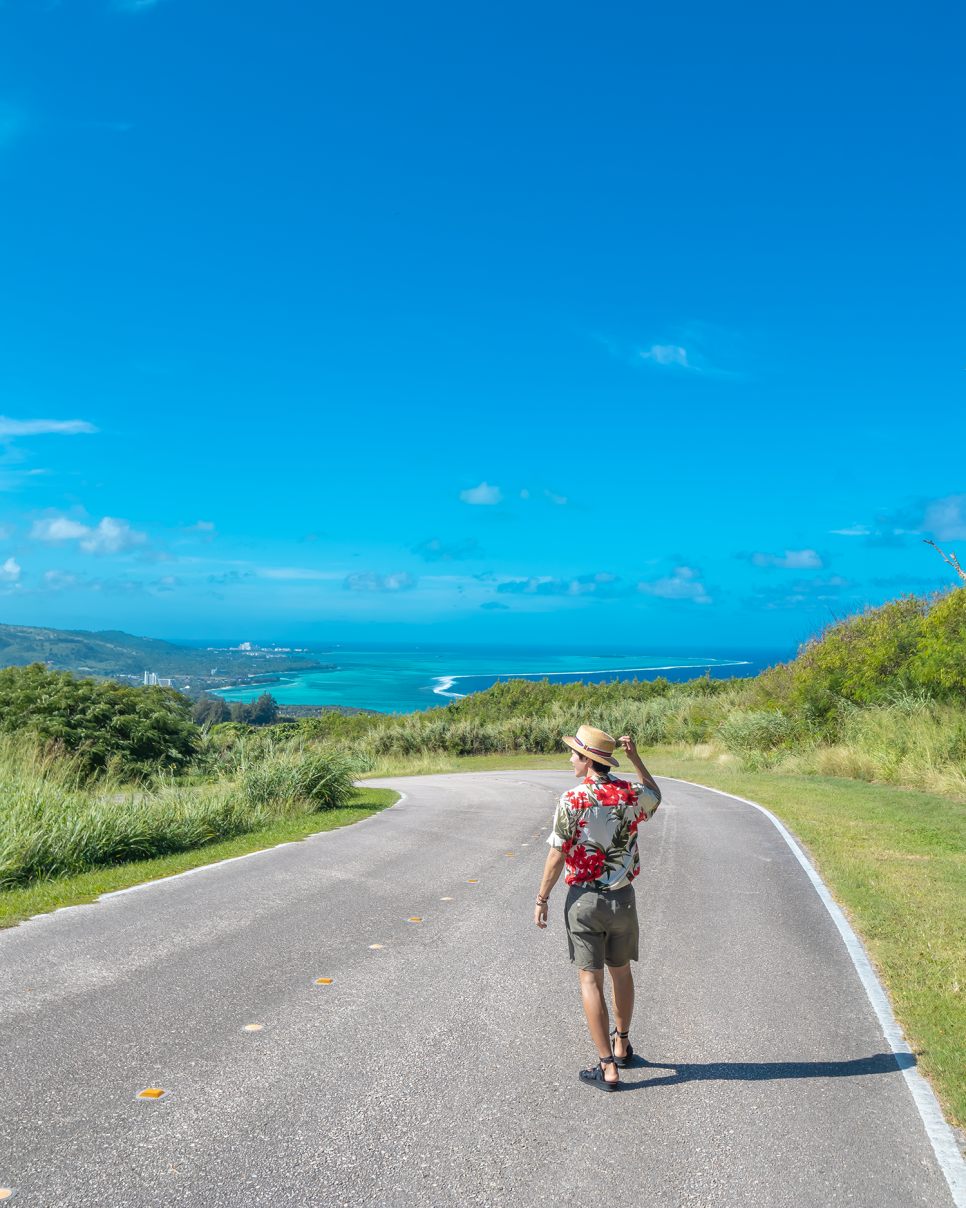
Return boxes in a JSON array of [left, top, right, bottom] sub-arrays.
[[535, 901, 549, 929], [618, 735, 639, 761], [618, 734, 661, 795]]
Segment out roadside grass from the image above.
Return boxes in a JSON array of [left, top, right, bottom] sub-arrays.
[[0, 787, 398, 929], [367, 749, 966, 1129]]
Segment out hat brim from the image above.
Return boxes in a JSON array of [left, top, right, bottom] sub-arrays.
[[562, 736, 619, 767]]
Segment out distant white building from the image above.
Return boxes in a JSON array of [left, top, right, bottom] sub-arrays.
[[144, 672, 158, 686]]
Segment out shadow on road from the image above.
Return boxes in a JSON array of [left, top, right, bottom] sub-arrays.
[[616, 1052, 914, 1090]]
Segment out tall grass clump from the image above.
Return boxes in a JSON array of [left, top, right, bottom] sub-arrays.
[[0, 735, 358, 888]]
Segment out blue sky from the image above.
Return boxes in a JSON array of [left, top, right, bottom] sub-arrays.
[[0, 0, 962, 649]]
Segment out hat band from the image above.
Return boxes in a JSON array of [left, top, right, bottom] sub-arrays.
[[573, 735, 613, 758]]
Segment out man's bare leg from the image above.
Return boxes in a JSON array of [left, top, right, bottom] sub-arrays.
[[607, 963, 634, 1060], [577, 968, 619, 1083]]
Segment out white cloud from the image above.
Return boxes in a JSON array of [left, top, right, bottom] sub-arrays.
[[520, 489, 530, 499], [637, 566, 712, 604], [459, 481, 504, 505], [0, 557, 20, 581], [922, 494, 966, 541], [258, 567, 344, 580], [184, 520, 216, 533], [44, 570, 83, 588], [0, 416, 97, 440], [344, 571, 417, 592], [640, 345, 690, 368], [751, 548, 824, 569], [830, 525, 870, 536], [31, 514, 148, 555], [544, 490, 567, 505]]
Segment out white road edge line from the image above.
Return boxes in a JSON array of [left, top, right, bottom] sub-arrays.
[[28, 793, 410, 914], [662, 775, 966, 1206]]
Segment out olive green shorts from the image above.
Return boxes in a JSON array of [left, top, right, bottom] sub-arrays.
[[565, 883, 639, 971]]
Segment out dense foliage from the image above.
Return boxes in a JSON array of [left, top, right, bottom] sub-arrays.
[[756, 589, 966, 715], [0, 731, 358, 886], [192, 693, 280, 727], [0, 663, 199, 777]]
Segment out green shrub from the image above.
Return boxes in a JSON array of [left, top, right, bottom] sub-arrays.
[[0, 663, 198, 779]]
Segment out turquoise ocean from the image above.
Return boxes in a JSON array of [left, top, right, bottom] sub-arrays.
[[210, 646, 786, 715]]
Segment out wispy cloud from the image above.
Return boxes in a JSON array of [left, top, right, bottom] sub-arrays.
[[497, 572, 623, 598], [743, 575, 857, 611], [480, 601, 509, 610], [829, 494, 966, 548], [459, 481, 503, 506], [0, 557, 20, 582], [640, 344, 691, 368], [921, 494, 966, 542], [344, 571, 417, 592], [544, 489, 567, 506], [257, 567, 343, 580], [637, 566, 713, 605], [0, 416, 97, 440], [40, 569, 145, 595], [30, 514, 147, 555], [743, 548, 824, 570], [113, 0, 162, 11], [413, 537, 485, 562], [208, 571, 254, 585]]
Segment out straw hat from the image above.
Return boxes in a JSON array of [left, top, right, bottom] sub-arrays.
[[563, 725, 619, 767]]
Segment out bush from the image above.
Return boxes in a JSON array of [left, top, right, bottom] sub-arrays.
[[0, 663, 198, 779]]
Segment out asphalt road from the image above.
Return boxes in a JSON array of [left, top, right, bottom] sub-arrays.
[[0, 770, 955, 1207]]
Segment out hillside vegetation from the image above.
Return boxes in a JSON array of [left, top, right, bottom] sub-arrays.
[[0, 622, 322, 678], [2, 585, 966, 884]]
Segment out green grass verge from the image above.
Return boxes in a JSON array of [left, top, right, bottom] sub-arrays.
[[0, 787, 398, 930], [369, 750, 966, 1129]]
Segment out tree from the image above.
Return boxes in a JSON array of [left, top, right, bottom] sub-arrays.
[[193, 696, 230, 727], [0, 663, 199, 777], [228, 694, 279, 726]]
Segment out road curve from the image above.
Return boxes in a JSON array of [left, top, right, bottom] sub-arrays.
[[0, 770, 955, 1206]]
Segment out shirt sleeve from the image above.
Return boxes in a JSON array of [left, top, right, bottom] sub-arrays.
[[634, 781, 662, 821], [548, 793, 574, 849]]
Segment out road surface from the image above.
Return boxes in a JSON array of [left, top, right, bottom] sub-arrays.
[[0, 770, 955, 1206]]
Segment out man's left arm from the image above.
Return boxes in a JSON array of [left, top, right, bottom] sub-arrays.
[[534, 848, 566, 929]]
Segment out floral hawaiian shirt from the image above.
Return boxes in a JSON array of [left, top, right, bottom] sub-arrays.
[[548, 774, 661, 890]]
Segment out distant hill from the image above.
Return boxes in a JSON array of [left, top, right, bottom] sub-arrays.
[[0, 624, 324, 679]]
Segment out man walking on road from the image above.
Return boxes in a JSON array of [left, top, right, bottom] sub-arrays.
[[535, 726, 661, 1090]]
